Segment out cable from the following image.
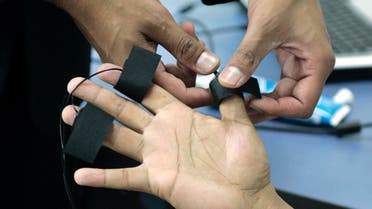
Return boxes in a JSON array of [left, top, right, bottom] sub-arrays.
[[255, 120, 372, 138], [59, 68, 122, 150], [58, 68, 122, 209]]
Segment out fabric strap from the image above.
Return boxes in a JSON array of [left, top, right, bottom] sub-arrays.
[[64, 103, 114, 163], [114, 46, 161, 102], [209, 74, 261, 104], [64, 46, 161, 163]]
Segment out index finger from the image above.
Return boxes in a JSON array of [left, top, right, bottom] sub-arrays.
[[95, 63, 181, 113], [249, 75, 324, 118]]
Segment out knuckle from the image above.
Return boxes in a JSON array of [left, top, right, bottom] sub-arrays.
[[300, 110, 313, 119], [318, 48, 336, 76], [298, 105, 314, 118], [233, 48, 258, 68], [326, 52, 336, 73], [176, 37, 201, 63]]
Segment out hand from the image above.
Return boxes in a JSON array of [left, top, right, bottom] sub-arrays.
[[48, 0, 219, 106], [61, 64, 292, 209], [217, 0, 335, 122]]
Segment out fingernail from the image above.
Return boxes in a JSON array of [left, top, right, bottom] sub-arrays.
[[219, 66, 243, 87], [196, 52, 219, 73]]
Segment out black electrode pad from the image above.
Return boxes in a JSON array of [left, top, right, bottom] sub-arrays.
[[64, 103, 114, 163], [114, 46, 161, 103], [201, 0, 235, 5], [209, 75, 261, 104]]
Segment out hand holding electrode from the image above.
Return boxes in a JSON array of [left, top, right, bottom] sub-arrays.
[[49, 0, 220, 106], [216, 0, 335, 122]]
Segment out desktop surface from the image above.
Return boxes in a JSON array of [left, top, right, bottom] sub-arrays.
[[159, 1, 372, 208]]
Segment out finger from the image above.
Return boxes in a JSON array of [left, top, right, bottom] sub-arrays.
[[250, 76, 323, 118], [96, 63, 213, 110], [165, 64, 196, 88], [219, 95, 251, 125], [181, 21, 197, 38], [61, 105, 80, 125], [145, 19, 220, 74], [218, 31, 272, 88], [153, 68, 214, 107], [62, 105, 144, 161], [105, 123, 144, 162], [74, 166, 149, 193], [67, 77, 153, 133], [243, 95, 276, 123], [96, 64, 180, 112]]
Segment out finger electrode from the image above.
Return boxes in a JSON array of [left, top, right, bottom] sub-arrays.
[[209, 73, 261, 104], [62, 46, 161, 163]]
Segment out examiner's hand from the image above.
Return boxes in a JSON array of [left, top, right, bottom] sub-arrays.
[[49, 0, 219, 106], [61, 64, 292, 209], [217, 0, 335, 122]]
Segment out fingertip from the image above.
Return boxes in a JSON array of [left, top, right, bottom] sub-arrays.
[[218, 66, 246, 88], [74, 168, 103, 186], [61, 105, 79, 125], [195, 51, 220, 74], [181, 21, 195, 37], [67, 77, 86, 93]]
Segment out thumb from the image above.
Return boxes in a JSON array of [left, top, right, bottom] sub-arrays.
[[146, 20, 220, 75], [218, 31, 272, 88], [219, 95, 251, 125]]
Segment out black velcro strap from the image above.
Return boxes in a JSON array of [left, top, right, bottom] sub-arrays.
[[64, 103, 114, 163], [201, 0, 235, 5], [114, 46, 161, 102], [209, 75, 261, 104]]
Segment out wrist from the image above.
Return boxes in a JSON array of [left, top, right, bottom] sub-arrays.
[[251, 183, 293, 209]]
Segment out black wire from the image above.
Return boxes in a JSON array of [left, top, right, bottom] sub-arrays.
[[59, 68, 123, 150], [256, 120, 372, 137], [58, 68, 123, 209], [255, 124, 334, 135], [362, 122, 372, 128]]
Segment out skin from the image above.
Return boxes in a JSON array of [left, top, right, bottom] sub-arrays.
[[50, 0, 335, 123], [208, 0, 334, 122], [48, 0, 219, 107], [61, 63, 292, 209]]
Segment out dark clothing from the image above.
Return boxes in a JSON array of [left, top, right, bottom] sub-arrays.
[[1, 0, 152, 208]]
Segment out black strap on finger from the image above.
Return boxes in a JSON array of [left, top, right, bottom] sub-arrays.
[[209, 72, 261, 104], [63, 46, 161, 163], [114, 46, 161, 102]]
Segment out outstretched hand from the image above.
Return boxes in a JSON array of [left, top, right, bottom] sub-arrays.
[[61, 64, 292, 209]]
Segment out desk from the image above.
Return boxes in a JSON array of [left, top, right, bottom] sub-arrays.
[[159, 1, 372, 208]]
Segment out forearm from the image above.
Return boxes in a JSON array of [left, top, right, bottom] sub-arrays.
[[47, 0, 128, 65]]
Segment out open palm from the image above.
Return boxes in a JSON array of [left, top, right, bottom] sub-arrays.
[[62, 64, 289, 209]]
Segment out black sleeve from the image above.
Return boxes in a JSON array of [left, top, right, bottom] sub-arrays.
[[201, 0, 236, 5]]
